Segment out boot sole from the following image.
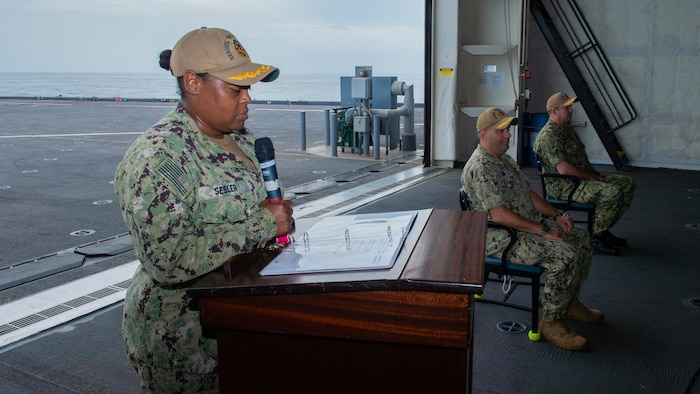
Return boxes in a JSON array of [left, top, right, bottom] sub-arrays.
[[542, 336, 588, 351]]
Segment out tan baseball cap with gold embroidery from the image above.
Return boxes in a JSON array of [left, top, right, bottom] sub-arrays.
[[546, 92, 578, 111], [476, 107, 518, 131], [170, 27, 279, 85]]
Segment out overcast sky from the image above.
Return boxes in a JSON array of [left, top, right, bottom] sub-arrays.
[[1, 0, 425, 76]]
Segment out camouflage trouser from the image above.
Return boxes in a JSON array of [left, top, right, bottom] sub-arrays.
[[571, 173, 635, 236], [128, 353, 219, 394], [501, 222, 592, 320]]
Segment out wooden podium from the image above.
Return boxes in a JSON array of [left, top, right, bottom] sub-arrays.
[[187, 209, 486, 394]]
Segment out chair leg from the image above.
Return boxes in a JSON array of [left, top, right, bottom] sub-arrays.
[[528, 276, 542, 342], [479, 271, 544, 342]]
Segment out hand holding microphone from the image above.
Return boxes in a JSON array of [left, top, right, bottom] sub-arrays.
[[255, 137, 293, 245]]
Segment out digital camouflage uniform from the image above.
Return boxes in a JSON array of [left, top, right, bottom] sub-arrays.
[[114, 104, 278, 393], [533, 120, 635, 236], [461, 144, 593, 320]]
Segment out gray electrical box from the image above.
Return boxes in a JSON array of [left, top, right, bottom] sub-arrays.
[[351, 77, 372, 99], [353, 115, 369, 133]]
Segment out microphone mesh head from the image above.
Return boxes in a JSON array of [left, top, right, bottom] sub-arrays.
[[255, 137, 275, 161]]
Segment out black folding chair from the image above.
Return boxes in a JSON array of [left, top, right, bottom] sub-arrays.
[[459, 188, 544, 341]]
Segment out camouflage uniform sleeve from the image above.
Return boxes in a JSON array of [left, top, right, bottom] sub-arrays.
[[116, 149, 277, 285], [460, 150, 517, 256], [461, 158, 504, 215]]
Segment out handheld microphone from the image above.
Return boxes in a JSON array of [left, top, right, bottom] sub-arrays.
[[254, 137, 283, 203], [255, 137, 291, 247]]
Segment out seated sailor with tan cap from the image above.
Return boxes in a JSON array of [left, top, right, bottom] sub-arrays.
[[461, 107, 603, 351], [534, 92, 635, 255]]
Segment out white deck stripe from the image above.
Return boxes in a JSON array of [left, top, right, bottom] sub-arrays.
[[0, 261, 139, 347]]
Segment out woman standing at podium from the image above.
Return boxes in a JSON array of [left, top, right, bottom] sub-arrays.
[[114, 27, 294, 393]]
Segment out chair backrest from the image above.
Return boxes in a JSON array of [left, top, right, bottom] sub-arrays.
[[535, 155, 551, 200], [458, 188, 471, 211]]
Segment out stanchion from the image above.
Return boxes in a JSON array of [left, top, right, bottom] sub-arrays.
[[330, 112, 338, 157], [362, 124, 370, 157], [324, 109, 330, 146], [373, 116, 381, 159], [300, 111, 306, 151]]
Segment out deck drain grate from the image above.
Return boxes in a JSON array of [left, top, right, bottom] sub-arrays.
[[12, 314, 47, 328], [87, 287, 120, 299], [495, 320, 529, 335], [63, 296, 95, 308], [687, 188, 700, 193], [38, 305, 72, 318], [0, 325, 17, 335], [685, 223, 700, 230], [113, 279, 132, 289]]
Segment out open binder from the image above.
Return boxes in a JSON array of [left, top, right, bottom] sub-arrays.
[[260, 210, 419, 276]]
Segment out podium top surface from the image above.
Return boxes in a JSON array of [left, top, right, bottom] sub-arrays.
[[186, 209, 487, 298]]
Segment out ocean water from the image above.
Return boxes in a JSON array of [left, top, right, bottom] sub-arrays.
[[0, 72, 424, 103]]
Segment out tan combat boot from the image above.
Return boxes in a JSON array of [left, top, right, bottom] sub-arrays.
[[567, 298, 604, 323], [538, 317, 588, 351]]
